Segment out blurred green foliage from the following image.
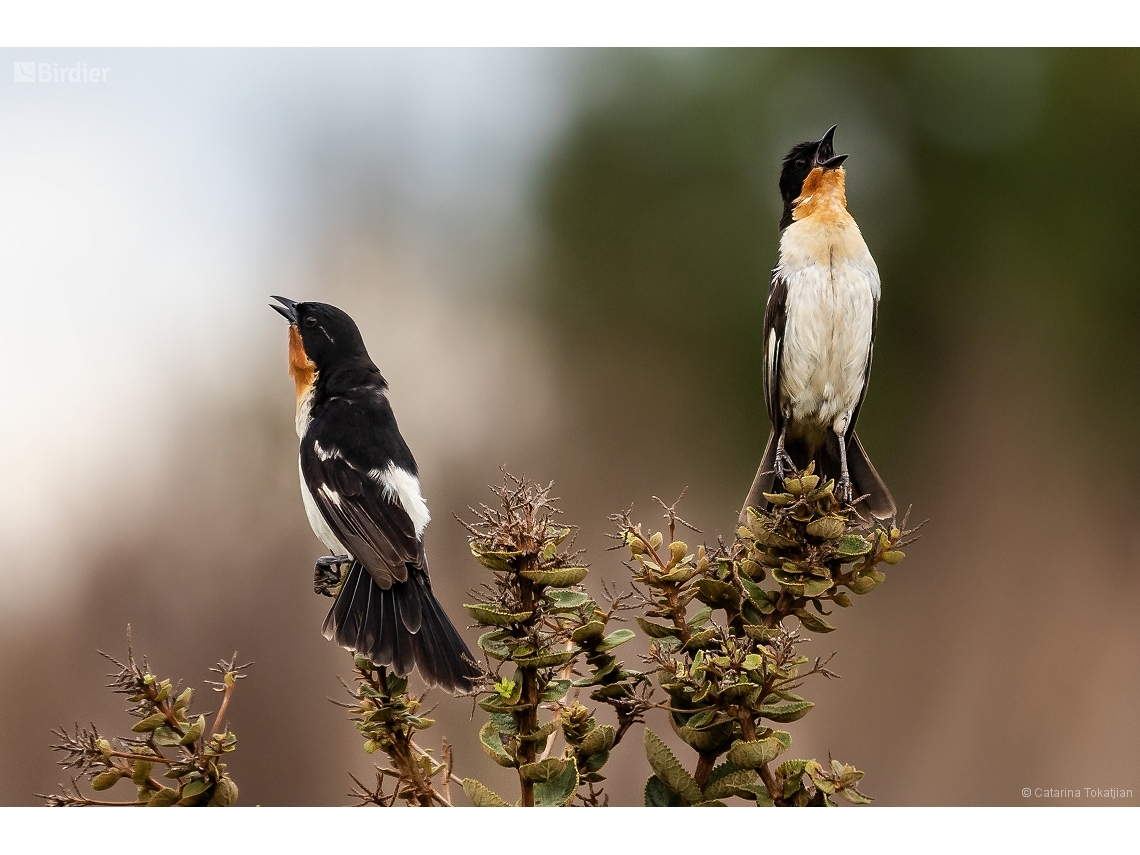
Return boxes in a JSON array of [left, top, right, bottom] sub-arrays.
[[536, 49, 1140, 479]]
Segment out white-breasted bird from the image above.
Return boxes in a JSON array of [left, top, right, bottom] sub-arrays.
[[271, 296, 479, 691], [740, 126, 896, 522]]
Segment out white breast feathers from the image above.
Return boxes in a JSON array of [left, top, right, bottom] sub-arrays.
[[776, 216, 880, 432]]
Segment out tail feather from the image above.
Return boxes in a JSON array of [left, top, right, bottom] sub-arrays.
[[845, 433, 896, 519], [323, 562, 480, 692], [739, 429, 895, 522], [739, 431, 778, 525]]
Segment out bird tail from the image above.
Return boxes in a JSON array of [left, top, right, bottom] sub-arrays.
[[739, 430, 778, 525], [323, 562, 480, 693], [739, 429, 895, 522], [844, 432, 896, 520]]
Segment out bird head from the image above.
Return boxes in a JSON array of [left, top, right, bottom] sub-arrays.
[[270, 296, 370, 379], [778, 125, 849, 229]]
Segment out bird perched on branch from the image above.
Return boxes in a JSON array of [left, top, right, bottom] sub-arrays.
[[271, 296, 479, 692], [740, 125, 896, 523]]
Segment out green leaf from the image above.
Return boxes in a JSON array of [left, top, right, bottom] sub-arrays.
[[180, 714, 206, 746], [488, 713, 517, 734], [518, 718, 560, 745], [178, 780, 210, 804], [91, 770, 123, 791], [794, 609, 836, 634], [519, 566, 589, 587], [658, 565, 697, 584], [534, 759, 579, 806], [695, 579, 742, 610], [597, 629, 635, 651], [736, 782, 774, 805], [582, 749, 609, 775], [680, 628, 719, 652], [689, 606, 713, 626], [572, 656, 619, 686], [462, 778, 510, 807], [805, 516, 846, 539], [636, 617, 679, 639], [130, 760, 154, 786], [544, 589, 591, 611], [571, 621, 606, 643], [577, 724, 615, 756], [835, 535, 872, 558], [463, 603, 533, 627], [742, 624, 780, 643], [703, 765, 759, 801], [727, 732, 792, 769], [172, 687, 193, 712], [477, 630, 512, 660], [540, 679, 572, 702], [479, 721, 517, 767], [801, 576, 834, 598], [152, 726, 182, 747], [756, 701, 815, 723], [838, 786, 873, 805], [644, 775, 683, 806], [519, 757, 570, 784], [130, 712, 167, 733], [146, 787, 180, 807], [471, 547, 521, 572], [207, 775, 239, 806], [644, 728, 702, 805]]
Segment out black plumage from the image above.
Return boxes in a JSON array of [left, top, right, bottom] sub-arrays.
[[272, 296, 479, 692]]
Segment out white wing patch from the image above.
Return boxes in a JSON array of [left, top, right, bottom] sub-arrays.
[[371, 463, 431, 537], [313, 440, 342, 461]]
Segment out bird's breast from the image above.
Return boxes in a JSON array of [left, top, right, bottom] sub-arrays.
[[299, 458, 346, 555], [776, 218, 879, 431]]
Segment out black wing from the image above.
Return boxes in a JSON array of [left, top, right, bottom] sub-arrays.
[[300, 394, 424, 590], [762, 270, 789, 431], [847, 293, 878, 439]]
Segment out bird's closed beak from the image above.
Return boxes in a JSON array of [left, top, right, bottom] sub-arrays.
[[270, 295, 298, 324]]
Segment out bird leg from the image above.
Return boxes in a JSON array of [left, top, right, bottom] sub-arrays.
[[835, 433, 853, 505], [774, 424, 796, 483], [314, 554, 351, 598]]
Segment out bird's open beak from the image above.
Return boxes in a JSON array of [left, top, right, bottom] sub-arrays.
[[270, 295, 298, 324], [814, 125, 841, 167], [820, 153, 849, 170]]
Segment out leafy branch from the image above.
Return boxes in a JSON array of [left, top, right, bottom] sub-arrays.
[[41, 628, 248, 807]]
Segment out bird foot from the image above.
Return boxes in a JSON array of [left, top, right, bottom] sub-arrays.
[[836, 476, 854, 505], [314, 554, 351, 598], [774, 449, 796, 483]]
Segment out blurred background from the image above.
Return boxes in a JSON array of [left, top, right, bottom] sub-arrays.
[[1, 48, 1138, 807]]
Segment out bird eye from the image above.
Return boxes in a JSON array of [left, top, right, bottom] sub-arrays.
[[795, 158, 807, 169], [303, 316, 318, 328]]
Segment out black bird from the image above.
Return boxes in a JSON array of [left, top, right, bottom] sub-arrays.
[[740, 126, 896, 523], [271, 296, 479, 691]]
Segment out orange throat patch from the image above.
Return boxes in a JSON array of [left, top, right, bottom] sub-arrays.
[[792, 166, 849, 224], [288, 325, 316, 400]]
